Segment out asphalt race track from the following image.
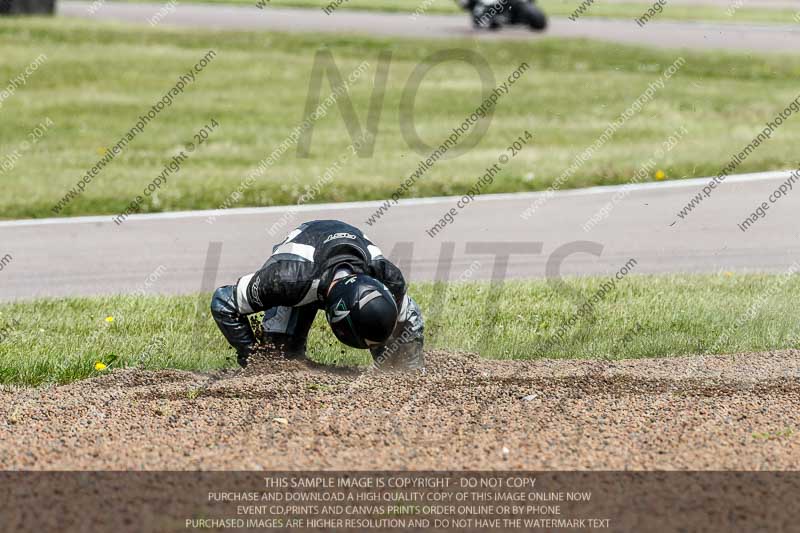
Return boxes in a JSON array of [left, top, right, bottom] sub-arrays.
[[5, 6, 800, 301], [1, 171, 798, 301], [59, 1, 800, 54]]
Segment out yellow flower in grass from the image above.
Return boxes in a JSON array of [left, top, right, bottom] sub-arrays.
[[94, 362, 107, 371], [655, 170, 666, 181], [104, 316, 114, 323]]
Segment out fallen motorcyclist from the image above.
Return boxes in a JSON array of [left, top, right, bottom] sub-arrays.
[[211, 219, 424, 372]]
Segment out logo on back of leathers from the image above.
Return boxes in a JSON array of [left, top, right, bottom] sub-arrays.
[[324, 232, 357, 244]]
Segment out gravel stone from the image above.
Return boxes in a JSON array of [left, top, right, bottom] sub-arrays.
[[1, 349, 799, 470]]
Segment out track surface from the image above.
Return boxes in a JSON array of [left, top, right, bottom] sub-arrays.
[[2, 349, 799, 470], [59, 1, 800, 54], [1, 172, 798, 301]]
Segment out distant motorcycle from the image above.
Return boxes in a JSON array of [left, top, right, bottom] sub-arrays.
[[458, 0, 547, 31]]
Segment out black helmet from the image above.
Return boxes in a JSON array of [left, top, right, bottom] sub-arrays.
[[325, 274, 398, 349]]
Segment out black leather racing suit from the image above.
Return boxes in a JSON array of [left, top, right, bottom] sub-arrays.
[[210, 220, 424, 369]]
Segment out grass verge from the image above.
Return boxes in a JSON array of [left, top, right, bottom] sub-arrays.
[[2, 273, 798, 386], [1, 19, 800, 219], [155, 0, 800, 25]]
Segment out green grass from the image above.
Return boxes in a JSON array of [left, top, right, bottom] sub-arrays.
[[545, 0, 800, 24], [163, 0, 800, 25], [2, 18, 800, 219], [2, 274, 799, 386]]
